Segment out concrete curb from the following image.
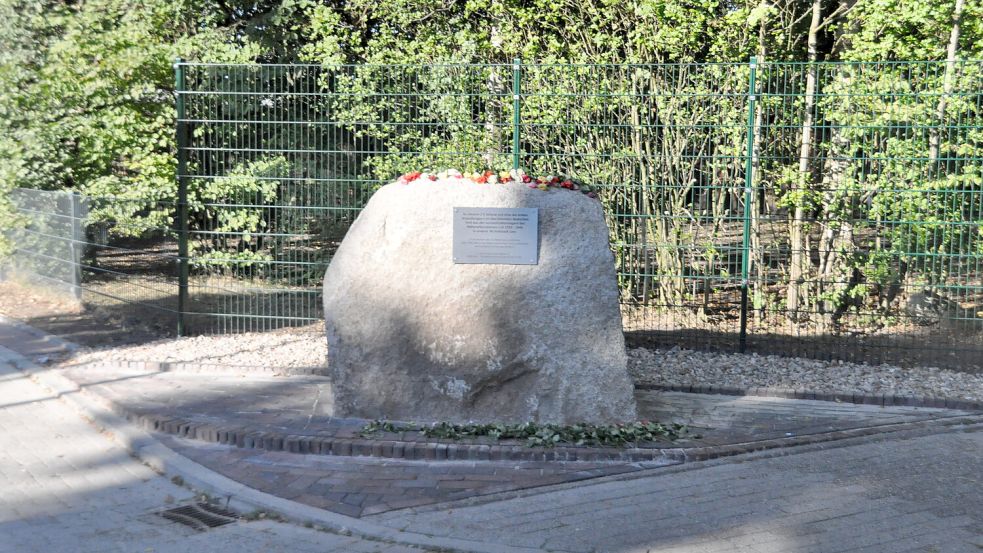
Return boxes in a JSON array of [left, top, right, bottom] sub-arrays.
[[4, 347, 540, 553], [0, 314, 81, 355], [4, 312, 981, 413], [66, 356, 983, 412]]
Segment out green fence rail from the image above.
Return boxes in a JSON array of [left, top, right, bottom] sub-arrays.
[[4, 59, 981, 370]]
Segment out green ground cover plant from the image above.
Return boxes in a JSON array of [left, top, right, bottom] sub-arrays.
[[360, 420, 692, 448]]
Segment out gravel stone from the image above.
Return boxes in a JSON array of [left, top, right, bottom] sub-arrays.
[[53, 324, 983, 405], [628, 346, 983, 403], [62, 324, 327, 370]]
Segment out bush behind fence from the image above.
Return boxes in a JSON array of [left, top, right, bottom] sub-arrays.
[[4, 60, 982, 370]]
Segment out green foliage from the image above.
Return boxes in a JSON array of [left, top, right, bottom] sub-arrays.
[[0, 0, 264, 239], [190, 157, 287, 275], [841, 0, 983, 61], [360, 419, 689, 448], [195, 157, 287, 234], [1, 0, 981, 327]]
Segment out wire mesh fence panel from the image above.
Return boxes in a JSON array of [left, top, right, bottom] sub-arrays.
[[519, 63, 755, 353], [750, 61, 983, 368], [173, 59, 983, 368], [3, 188, 180, 333], [4, 189, 85, 298], [178, 63, 512, 333], [7, 59, 978, 370]]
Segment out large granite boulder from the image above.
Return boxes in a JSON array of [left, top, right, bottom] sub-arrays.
[[322, 178, 637, 424]]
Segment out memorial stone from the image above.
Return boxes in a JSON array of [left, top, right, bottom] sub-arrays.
[[322, 177, 637, 424]]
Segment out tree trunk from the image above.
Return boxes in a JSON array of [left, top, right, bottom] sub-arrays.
[[928, 0, 965, 164], [816, 128, 855, 329], [751, 14, 767, 322], [787, 0, 823, 319]]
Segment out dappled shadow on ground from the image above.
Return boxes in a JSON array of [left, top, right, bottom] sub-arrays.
[[0, 280, 168, 349], [35, 352, 976, 518], [2, 314, 980, 551], [3, 276, 982, 378], [5, 264, 983, 372]]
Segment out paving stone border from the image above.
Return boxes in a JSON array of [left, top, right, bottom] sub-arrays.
[[39, 359, 983, 466], [635, 383, 983, 411]]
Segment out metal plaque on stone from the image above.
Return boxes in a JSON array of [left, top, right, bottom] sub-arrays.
[[453, 207, 539, 265]]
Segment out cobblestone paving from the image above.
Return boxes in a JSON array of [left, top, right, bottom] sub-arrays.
[[164, 437, 649, 517], [372, 426, 983, 552], [635, 392, 970, 444], [4, 319, 983, 552], [34, 358, 979, 521], [0, 350, 429, 553]]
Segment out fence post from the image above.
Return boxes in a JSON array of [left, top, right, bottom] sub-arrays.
[[69, 192, 84, 301], [512, 58, 522, 171], [739, 56, 758, 354], [174, 58, 190, 337]]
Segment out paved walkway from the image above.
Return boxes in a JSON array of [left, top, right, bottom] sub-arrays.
[[373, 427, 983, 552], [0, 347, 428, 553], [41, 359, 977, 518], [2, 317, 982, 552]]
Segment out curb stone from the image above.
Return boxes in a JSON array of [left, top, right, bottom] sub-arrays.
[[0, 345, 540, 553], [4, 317, 983, 549], [59, 358, 983, 411], [634, 382, 983, 411]]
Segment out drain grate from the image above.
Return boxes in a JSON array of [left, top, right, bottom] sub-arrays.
[[157, 502, 239, 531]]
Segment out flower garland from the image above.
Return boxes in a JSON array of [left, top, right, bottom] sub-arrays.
[[396, 169, 599, 198]]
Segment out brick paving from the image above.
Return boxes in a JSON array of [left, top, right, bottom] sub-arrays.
[[4, 317, 983, 552], [0, 348, 431, 553], [56, 362, 973, 456], [372, 425, 983, 552], [163, 437, 648, 517], [38, 358, 974, 520]]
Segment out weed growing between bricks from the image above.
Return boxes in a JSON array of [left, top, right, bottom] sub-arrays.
[[360, 420, 694, 447]]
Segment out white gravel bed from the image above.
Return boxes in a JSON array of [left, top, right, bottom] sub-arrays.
[[62, 325, 327, 370], [628, 347, 983, 403], [55, 325, 983, 403]]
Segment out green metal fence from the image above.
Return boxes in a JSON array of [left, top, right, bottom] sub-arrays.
[[3, 188, 181, 335], [5, 59, 982, 370]]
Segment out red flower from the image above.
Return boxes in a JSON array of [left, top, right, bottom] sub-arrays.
[[403, 171, 422, 183], [475, 174, 488, 183], [561, 180, 574, 189], [522, 175, 533, 183]]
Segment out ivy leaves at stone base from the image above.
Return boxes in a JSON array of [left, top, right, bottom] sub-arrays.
[[360, 420, 691, 448]]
